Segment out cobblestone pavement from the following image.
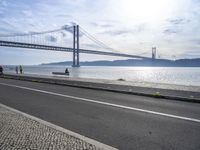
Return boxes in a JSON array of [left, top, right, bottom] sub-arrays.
[[0, 105, 103, 150]]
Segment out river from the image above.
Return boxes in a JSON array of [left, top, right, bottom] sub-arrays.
[[4, 66, 200, 86]]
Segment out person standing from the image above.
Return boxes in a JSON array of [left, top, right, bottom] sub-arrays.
[[65, 68, 69, 74], [19, 65, 23, 74], [15, 66, 18, 74], [0, 65, 3, 75]]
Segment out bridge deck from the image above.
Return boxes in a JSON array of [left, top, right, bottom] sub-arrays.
[[0, 40, 149, 59]]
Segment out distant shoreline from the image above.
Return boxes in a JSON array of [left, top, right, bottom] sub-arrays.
[[41, 58, 200, 67]]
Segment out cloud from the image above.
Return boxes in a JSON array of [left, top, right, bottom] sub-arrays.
[[1, 0, 200, 64], [0, 19, 14, 28], [45, 35, 57, 42], [168, 18, 190, 25], [190, 39, 200, 45], [101, 30, 131, 36], [163, 29, 177, 34], [99, 23, 146, 37], [0, 19, 19, 33], [90, 22, 115, 28], [163, 17, 191, 35], [22, 10, 33, 17]]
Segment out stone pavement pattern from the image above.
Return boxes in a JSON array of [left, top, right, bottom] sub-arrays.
[[0, 105, 101, 150]]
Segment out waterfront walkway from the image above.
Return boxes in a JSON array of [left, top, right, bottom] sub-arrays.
[[1, 73, 200, 102]]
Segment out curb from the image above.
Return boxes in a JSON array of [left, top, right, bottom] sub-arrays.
[[1, 74, 200, 104]]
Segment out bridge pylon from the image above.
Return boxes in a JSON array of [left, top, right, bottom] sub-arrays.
[[152, 47, 156, 60], [72, 25, 80, 67]]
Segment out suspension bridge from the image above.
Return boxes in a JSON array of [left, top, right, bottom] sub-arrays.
[[0, 25, 152, 67]]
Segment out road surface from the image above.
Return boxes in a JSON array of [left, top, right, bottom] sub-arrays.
[[0, 78, 200, 150]]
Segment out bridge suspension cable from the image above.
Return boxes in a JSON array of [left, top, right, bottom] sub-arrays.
[[0, 24, 147, 56], [0, 26, 74, 37], [79, 26, 122, 53], [79, 26, 150, 57], [0, 24, 151, 60]]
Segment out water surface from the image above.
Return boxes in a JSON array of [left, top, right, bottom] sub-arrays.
[[4, 66, 200, 86]]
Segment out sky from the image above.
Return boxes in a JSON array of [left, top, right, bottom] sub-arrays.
[[0, 0, 200, 65]]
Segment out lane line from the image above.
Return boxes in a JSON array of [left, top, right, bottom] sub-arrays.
[[0, 82, 200, 123]]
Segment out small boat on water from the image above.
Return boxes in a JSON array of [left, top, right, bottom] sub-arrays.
[[52, 72, 69, 75], [52, 68, 69, 76]]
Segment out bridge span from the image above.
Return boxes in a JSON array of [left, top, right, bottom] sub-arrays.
[[0, 40, 149, 59], [0, 25, 151, 67]]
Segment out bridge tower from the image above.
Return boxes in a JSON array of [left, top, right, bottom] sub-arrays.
[[152, 47, 156, 60], [72, 25, 80, 67]]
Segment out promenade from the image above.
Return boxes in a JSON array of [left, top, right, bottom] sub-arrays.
[[0, 74, 200, 149], [1, 73, 200, 102]]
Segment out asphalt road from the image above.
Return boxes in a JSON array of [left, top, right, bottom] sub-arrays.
[[0, 78, 200, 150]]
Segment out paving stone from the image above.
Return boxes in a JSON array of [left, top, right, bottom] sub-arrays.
[[0, 106, 102, 150]]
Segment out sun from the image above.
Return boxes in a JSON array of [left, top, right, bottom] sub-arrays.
[[117, 0, 173, 22]]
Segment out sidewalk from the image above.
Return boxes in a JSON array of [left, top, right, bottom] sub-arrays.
[[0, 104, 117, 150], [1, 73, 200, 103]]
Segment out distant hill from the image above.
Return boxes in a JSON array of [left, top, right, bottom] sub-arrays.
[[41, 58, 200, 67]]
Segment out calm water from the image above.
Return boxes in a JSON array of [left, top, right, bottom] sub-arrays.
[[4, 65, 200, 86]]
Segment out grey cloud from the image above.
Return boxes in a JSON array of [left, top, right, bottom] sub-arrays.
[[102, 30, 130, 36], [168, 18, 190, 25], [90, 20, 121, 29], [62, 22, 76, 29], [61, 23, 84, 37], [55, 14, 72, 18], [100, 24, 146, 36], [90, 22, 114, 28], [163, 17, 189, 35], [0, 20, 18, 34], [22, 10, 33, 17], [61, 23, 75, 34], [0, 20, 15, 28], [190, 39, 200, 45], [163, 29, 177, 34], [28, 23, 36, 27], [193, 41, 200, 45], [45, 35, 57, 42], [100, 24, 113, 28]]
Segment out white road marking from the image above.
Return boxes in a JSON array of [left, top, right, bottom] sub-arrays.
[[0, 82, 200, 123]]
